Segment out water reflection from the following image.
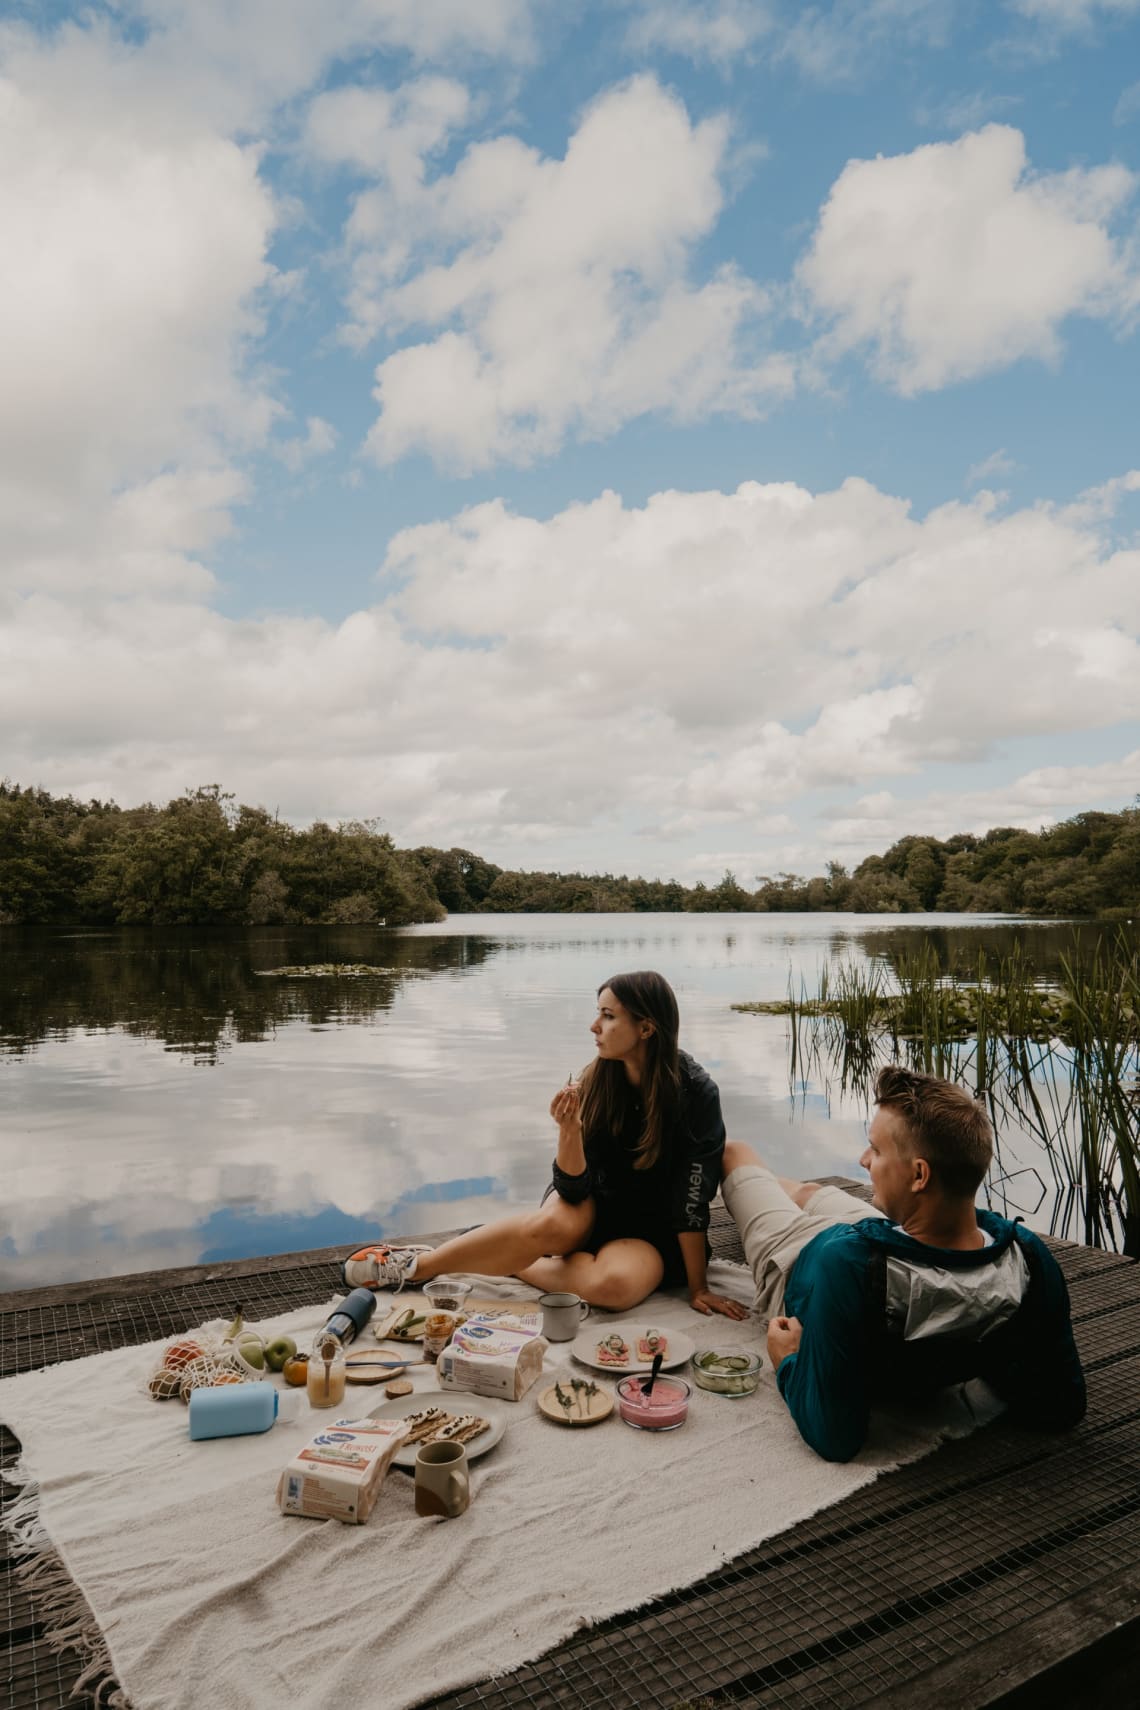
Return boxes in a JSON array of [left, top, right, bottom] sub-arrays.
[[0, 914, 1116, 1288]]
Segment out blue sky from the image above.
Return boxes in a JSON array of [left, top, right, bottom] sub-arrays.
[[2, 0, 1138, 882]]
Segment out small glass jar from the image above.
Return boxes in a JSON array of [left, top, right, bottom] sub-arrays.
[[307, 1335, 347, 1409]]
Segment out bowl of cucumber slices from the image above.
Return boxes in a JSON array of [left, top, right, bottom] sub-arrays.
[[690, 1348, 764, 1397]]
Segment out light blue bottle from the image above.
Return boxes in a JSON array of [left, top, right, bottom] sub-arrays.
[[188, 1381, 279, 1440]]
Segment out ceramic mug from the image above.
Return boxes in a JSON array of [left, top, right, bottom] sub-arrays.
[[539, 1290, 590, 1342], [414, 1440, 470, 1518]]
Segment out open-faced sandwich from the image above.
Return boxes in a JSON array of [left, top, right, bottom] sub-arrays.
[[636, 1329, 669, 1362], [596, 1332, 631, 1366]]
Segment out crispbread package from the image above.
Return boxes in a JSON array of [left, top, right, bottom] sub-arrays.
[[277, 1416, 410, 1523], [437, 1312, 547, 1401]]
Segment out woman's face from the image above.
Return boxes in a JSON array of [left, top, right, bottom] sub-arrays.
[[591, 987, 650, 1065]]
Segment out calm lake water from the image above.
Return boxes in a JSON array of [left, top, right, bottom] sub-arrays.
[[0, 913, 1109, 1289]]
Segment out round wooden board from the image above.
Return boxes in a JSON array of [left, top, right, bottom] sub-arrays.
[[344, 1350, 406, 1385], [536, 1380, 613, 1427]]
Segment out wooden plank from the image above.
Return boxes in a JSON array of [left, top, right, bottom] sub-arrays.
[[857, 1565, 1140, 1710]]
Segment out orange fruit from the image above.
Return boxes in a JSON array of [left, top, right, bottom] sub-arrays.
[[163, 1339, 204, 1371]]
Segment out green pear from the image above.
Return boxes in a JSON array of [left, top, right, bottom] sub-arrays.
[[236, 1334, 265, 1370]]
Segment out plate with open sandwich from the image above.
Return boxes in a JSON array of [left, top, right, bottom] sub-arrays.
[[570, 1322, 694, 1374], [373, 1300, 428, 1343], [537, 1376, 613, 1426], [368, 1389, 509, 1468]]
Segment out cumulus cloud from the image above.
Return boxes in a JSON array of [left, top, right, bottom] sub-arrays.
[[1009, 0, 1140, 29], [275, 417, 339, 472], [4, 470, 1138, 872], [626, 0, 952, 77], [342, 76, 788, 471], [797, 125, 1140, 394], [965, 448, 1017, 487]]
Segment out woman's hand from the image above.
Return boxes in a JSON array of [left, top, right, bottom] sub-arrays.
[[689, 1287, 749, 1320], [549, 1080, 582, 1131]]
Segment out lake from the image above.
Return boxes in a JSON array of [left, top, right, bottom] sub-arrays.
[[0, 913, 1109, 1289]]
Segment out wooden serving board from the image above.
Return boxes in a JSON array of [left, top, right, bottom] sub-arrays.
[[344, 1349, 407, 1385]]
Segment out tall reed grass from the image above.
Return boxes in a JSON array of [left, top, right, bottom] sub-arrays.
[[753, 932, 1140, 1255]]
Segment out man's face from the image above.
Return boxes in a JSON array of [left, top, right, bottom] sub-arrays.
[[860, 1105, 918, 1220]]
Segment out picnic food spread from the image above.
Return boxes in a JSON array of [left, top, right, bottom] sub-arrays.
[[143, 1284, 762, 1529]]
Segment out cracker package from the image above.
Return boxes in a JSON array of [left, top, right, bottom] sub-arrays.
[[277, 1416, 410, 1523], [436, 1312, 547, 1401]]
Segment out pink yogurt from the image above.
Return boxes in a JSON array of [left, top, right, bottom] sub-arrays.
[[616, 1375, 691, 1431]]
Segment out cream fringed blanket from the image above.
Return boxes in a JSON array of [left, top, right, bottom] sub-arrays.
[[0, 1262, 987, 1710]]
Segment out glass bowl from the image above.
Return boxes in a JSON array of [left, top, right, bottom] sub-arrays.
[[690, 1348, 763, 1397], [615, 1373, 691, 1431]]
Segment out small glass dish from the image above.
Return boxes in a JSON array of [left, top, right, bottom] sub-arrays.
[[615, 1373, 691, 1431], [690, 1348, 763, 1397]]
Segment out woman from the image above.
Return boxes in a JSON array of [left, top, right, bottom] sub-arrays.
[[343, 970, 746, 1318]]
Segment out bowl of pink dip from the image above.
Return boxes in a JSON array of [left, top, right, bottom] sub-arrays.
[[615, 1374, 691, 1431]]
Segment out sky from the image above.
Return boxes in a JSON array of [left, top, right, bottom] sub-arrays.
[[2, 0, 1139, 886]]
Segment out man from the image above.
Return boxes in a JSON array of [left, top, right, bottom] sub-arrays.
[[721, 1065, 1086, 1461]]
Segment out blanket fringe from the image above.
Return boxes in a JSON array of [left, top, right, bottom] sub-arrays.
[[2, 1462, 130, 1708]]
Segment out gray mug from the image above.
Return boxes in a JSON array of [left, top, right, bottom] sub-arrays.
[[539, 1290, 589, 1342]]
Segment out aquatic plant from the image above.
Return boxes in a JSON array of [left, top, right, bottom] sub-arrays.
[[737, 932, 1140, 1255]]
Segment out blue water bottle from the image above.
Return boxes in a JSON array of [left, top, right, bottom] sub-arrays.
[[189, 1381, 279, 1440]]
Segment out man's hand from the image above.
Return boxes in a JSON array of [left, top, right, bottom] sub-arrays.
[[767, 1314, 803, 1367], [689, 1287, 748, 1320]]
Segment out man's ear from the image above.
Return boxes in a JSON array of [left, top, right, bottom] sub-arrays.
[[912, 1156, 932, 1193]]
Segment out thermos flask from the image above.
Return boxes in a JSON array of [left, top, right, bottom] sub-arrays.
[[188, 1381, 279, 1440], [318, 1287, 377, 1347]]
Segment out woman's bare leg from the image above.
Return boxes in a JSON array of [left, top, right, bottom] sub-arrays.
[[412, 1195, 595, 1284], [519, 1237, 665, 1312]]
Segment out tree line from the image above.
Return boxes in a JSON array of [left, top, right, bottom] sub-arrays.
[[1, 782, 1137, 925]]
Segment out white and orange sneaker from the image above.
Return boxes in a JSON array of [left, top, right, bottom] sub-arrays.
[[341, 1243, 432, 1291]]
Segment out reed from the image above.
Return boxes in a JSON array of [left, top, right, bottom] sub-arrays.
[[742, 933, 1140, 1255]]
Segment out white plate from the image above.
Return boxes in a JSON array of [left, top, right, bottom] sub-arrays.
[[368, 1388, 510, 1468], [570, 1322, 695, 1374]]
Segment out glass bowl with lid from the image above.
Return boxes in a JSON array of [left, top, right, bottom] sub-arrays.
[[690, 1348, 763, 1397]]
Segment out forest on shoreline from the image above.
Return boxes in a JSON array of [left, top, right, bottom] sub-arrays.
[[1, 782, 1137, 927]]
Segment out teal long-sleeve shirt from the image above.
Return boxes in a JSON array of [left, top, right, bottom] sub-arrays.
[[774, 1212, 1086, 1463]]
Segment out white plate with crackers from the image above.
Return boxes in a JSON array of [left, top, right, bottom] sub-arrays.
[[368, 1389, 509, 1468], [570, 1322, 695, 1374]]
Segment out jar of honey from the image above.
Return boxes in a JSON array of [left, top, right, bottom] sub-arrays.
[[307, 1335, 347, 1408]]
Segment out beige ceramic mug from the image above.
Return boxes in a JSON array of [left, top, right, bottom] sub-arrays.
[[414, 1440, 470, 1518], [538, 1290, 590, 1342]]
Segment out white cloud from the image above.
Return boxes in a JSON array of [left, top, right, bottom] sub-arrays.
[[1115, 80, 1140, 125], [627, 0, 952, 78], [5, 470, 1137, 873], [797, 125, 1140, 394], [304, 76, 471, 188], [0, 24, 279, 598], [345, 76, 787, 472], [965, 448, 1017, 487], [275, 416, 339, 472], [1009, 0, 1140, 29]]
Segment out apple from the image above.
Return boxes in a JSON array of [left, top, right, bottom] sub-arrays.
[[263, 1335, 298, 1373]]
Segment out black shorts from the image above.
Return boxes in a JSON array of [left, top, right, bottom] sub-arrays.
[[542, 1181, 691, 1288]]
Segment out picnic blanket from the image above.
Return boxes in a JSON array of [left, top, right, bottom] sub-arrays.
[[0, 1262, 992, 1710]]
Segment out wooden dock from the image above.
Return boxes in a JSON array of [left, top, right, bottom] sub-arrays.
[[3, 1189, 1139, 1709]]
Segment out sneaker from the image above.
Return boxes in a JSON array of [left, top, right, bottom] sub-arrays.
[[341, 1243, 433, 1292]]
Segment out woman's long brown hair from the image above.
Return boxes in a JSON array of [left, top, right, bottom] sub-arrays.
[[579, 971, 682, 1170]]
